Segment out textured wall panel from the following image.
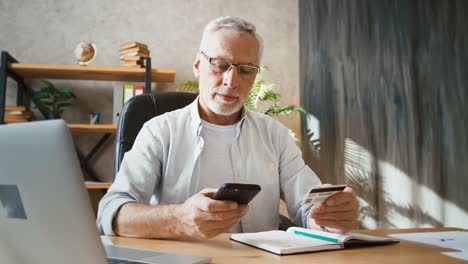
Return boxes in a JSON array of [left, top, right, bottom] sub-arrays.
[[300, 0, 467, 228]]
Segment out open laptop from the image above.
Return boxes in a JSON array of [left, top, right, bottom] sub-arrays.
[[0, 120, 210, 264]]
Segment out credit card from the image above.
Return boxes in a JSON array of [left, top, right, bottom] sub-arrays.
[[301, 185, 347, 206]]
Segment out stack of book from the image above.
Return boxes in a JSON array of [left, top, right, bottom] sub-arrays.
[[4, 105, 33, 124], [119, 42, 150, 68]]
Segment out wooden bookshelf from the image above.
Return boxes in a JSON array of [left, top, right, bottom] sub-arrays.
[[0, 52, 175, 186], [68, 124, 117, 134], [84, 181, 112, 189], [7, 63, 175, 83]]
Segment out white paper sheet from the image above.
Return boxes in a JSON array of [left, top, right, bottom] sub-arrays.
[[100, 236, 114, 246], [442, 251, 468, 261], [389, 231, 468, 261]]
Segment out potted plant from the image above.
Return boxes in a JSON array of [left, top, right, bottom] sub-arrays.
[[31, 80, 76, 119]]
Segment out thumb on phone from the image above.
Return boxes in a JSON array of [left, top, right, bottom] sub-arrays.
[[198, 188, 218, 199]]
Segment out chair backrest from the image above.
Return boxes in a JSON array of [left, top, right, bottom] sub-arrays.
[[114, 92, 197, 179]]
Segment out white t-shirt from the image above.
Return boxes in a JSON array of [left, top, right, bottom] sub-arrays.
[[195, 119, 241, 232]]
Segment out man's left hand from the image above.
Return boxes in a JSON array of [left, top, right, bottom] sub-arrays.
[[309, 186, 360, 233]]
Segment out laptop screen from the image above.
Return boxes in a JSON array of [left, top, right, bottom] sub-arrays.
[[0, 120, 210, 264]]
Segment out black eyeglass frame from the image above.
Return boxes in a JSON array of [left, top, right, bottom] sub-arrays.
[[200, 51, 261, 76]]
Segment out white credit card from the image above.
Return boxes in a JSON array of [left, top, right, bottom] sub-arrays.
[[301, 184, 347, 206]]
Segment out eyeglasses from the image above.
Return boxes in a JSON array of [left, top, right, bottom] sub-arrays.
[[200, 51, 260, 78]]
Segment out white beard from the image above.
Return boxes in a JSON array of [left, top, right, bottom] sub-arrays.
[[203, 88, 244, 116]]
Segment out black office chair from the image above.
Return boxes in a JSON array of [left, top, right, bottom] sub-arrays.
[[114, 92, 197, 177], [114, 91, 296, 230]]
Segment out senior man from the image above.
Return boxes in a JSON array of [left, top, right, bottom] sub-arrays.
[[97, 16, 359, 239]]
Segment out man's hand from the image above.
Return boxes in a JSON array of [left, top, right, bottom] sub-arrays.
[[309, 186, 359, 233], [177, 188, 249, 239]]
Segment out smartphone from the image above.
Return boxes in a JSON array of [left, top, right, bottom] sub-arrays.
[[301, 184, 347, 206], [213, 183, 261, 204]]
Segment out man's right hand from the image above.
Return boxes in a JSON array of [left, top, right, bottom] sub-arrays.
[[176, 188, 249, 239]]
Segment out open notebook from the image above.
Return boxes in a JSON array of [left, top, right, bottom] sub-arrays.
[[230, 227, 399, 255]]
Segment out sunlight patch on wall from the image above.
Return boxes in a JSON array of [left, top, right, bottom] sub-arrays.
[[380, 161, 468, 228], [344, 138, 377, 229], [344, 138, 468, 229]]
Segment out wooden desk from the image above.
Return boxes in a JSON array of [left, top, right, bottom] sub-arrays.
[[107, 228, 466, 264]]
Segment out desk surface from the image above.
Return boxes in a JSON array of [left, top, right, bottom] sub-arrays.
[[108, 228, 466, 264]]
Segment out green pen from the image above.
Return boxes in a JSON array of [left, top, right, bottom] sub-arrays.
[[293, 230, 340, 243]]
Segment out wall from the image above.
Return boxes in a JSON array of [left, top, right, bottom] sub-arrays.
[[0, 0, 300, 209], [300, 0, 468, 228]]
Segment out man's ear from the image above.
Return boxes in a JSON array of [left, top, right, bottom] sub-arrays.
[[193, 56, 201, 78]]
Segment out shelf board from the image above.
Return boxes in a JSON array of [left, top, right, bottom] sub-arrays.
[[8, 63, 176, 83], [68, 124, 117, 134], [85, 181, 112, 189]]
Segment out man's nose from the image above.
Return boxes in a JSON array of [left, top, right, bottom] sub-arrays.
[[223, 65, 239, 89]]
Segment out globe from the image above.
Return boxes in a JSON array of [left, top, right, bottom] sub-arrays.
[[74, 42, 96, 66]]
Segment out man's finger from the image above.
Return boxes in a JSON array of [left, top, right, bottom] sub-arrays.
[[197, 208, 245, 221], [310, 210, 358, 221], [199, 188, 219, 198], [311, 202, 355, 214], [323, 187, 356, 206], [192, 194, 238, 212], [313, 219, 356, 233]]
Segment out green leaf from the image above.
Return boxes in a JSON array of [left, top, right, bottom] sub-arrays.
[[176, 80, 199, 93], [31, 92, 50, 100], [41, 101, 55, 106], [259, 89, 280, 102], [31, 79, 76, 118], [59, 85, 71, 92], [294, 105, 311, 115], [57, 102, 72, 108], [41, 80, 54, 87]]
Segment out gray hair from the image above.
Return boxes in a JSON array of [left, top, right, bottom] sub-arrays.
[[200, 16, 264, 61]]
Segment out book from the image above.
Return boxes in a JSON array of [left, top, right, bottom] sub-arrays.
[[119, 51, 150, 58], [123, 84, 135, 104], [5, 105, 27, 113], [119, 55, 145, 61], [120, 60, 143, 66], [119, 46, 149, 56], [230, 227, 398, 255], [119, 41, 148, 51], [5, 115, 29, 123], [113, 82, 146, 124], [120, 59, 144, 68], [134, 85, 144, 96], [4, 105, 33, 124]]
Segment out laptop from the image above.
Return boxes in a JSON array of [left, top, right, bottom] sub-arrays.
[[0, 120, 211, 264]]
